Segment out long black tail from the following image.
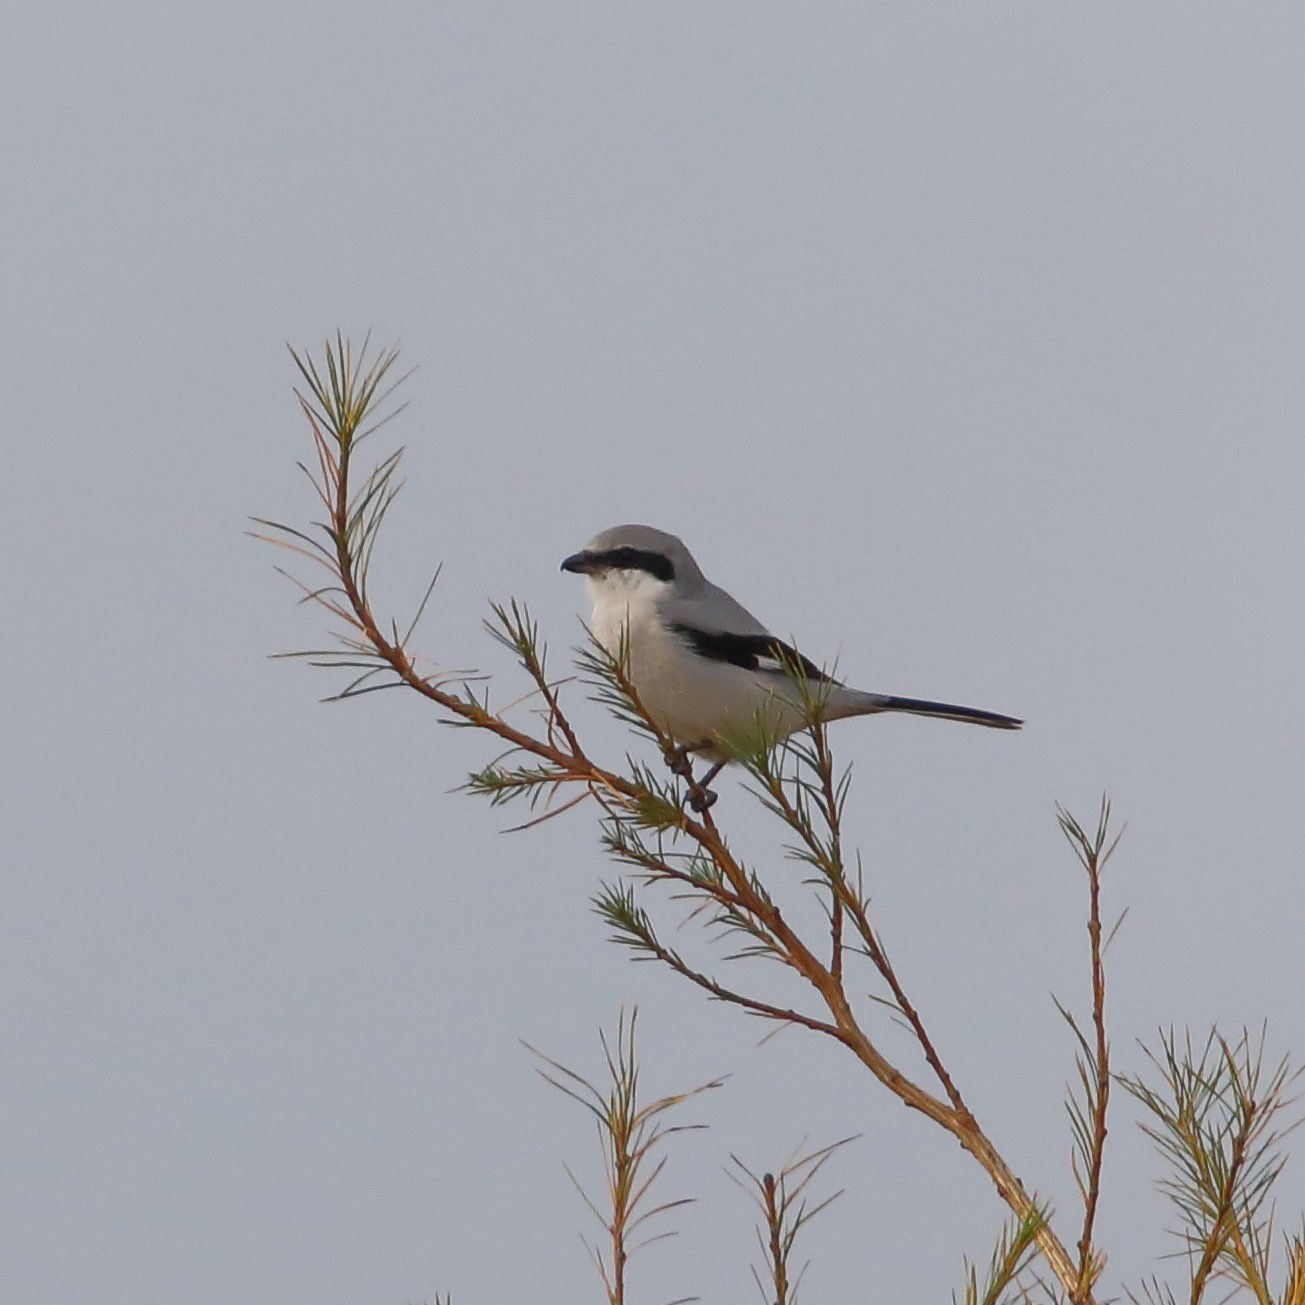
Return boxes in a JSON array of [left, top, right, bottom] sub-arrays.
[[860, 693, 1023, 730]]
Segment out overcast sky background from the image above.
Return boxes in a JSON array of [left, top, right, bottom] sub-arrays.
[[5, 4, 1305, 1302]]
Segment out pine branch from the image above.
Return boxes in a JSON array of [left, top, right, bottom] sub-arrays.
[[728, 1136, 856, 1305], [1055, 798, 1121, 1299], [526, 1010, 722, 1305], [258, 337, 1116, 1300]]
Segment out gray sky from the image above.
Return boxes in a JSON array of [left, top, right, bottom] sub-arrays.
[[5, 3, 1305, 1301]]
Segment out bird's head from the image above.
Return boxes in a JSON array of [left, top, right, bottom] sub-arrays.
[[561, 524, 704, 599]]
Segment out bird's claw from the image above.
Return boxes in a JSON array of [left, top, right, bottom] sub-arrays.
[[687, 786, 718, 813], [662, 745, 718, 815]]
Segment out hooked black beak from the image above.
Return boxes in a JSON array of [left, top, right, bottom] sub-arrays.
[[560, 550, 597, 575]]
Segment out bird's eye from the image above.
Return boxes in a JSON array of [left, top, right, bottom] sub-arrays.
[[593, 546, 674, 582]]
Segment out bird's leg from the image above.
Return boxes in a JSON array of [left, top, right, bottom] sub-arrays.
[[662, 744, 724, 813]]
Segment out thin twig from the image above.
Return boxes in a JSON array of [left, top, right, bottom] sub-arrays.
[[1075, 804, 1113, 1299]]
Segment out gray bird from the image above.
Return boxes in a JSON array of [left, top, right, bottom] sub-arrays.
[[562, 525, 1020, 800]]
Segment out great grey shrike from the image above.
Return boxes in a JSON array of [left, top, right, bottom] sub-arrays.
[[562, 524, 1020, 802]]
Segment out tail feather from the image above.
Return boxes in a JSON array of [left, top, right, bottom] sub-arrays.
[[845, 692, 1023, 730]]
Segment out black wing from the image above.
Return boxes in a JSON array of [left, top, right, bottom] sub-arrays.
[[670, 624, 832, 682]]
